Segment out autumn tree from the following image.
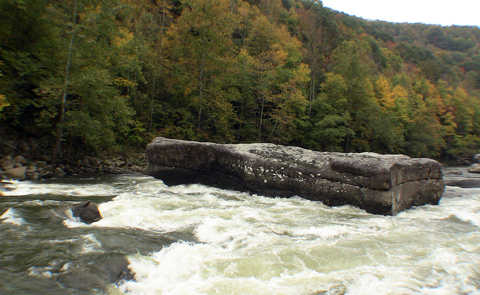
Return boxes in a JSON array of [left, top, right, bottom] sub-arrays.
[[164, 0, 238, 141]]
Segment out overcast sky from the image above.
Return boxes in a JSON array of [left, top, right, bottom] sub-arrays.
[[321, 0, 480, 27]]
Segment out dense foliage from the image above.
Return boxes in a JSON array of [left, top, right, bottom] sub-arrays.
[[1, 0, 479, 163]]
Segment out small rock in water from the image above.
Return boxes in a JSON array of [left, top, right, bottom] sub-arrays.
[[72, 200, 103, 224]]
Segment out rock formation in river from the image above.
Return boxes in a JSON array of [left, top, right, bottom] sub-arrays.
[[474, 154, 480, 164], [72, 200, 103, 224], [468, 164, 480, 174], [145, 137, 445, 215]]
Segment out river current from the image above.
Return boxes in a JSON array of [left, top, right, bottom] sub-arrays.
[[1, 172, 479, 294]]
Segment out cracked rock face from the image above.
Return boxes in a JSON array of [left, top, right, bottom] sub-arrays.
[[145, 137, 445, 215]]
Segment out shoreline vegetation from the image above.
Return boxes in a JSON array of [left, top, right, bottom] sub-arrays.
[[1, 0, 480, 180]]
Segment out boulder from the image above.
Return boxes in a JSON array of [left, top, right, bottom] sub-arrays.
[[468, 163, 480, 174], [146, 137, 445, 215], [474, 154, 480, 164], [13, 155, 27, 167], [4, 166, 27, 180], [72, 200, 103, 224]]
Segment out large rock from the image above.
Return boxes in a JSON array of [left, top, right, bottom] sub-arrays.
[[468, 163, 480, 174], [474, 154, 480, 163], [72, 200, 102, 224], [3, 166, 27, 180], [146, 138, 445, 215]]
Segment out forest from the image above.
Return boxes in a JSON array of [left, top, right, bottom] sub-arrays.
[[1, 0, 479, 164]]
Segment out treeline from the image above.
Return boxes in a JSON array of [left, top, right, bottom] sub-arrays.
[[1, 0, 479, 163]]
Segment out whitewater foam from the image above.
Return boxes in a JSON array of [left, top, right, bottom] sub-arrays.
[[111, 181, 480, 295], [0, 207, 25, 225]]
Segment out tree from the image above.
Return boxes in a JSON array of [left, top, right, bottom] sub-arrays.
[[311, 73, 354, 151], [297, 7, 324, 115], [165, 0, 238, 140], [36, 0, 136, 159], [331, 40, 376, 152]]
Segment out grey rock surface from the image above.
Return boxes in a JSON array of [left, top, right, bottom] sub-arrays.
[[146, 137, 445, 215], [474, 154, 480, 163], [468, 163, 480, 174], [443, 166, 480, 188]]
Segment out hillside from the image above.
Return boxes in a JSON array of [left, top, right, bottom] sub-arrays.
[[1, 0, 479, 164]]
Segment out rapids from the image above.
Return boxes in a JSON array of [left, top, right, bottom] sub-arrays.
[[0, 173, 479, 294]]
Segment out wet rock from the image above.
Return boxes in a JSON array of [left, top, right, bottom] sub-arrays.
[[467, 164, 480, 174], [57, 255, 134, 292], [444, 178, 480, 188], [72, 200, 102, 224], [4, 166, 27, 180], [146, 137, 445, 215]]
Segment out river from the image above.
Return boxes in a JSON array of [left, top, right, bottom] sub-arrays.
[[1, 172, 479, 294]]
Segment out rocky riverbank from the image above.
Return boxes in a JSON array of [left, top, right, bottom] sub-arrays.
[[0, 136, 147, 181], [0, 153, 147, 181]]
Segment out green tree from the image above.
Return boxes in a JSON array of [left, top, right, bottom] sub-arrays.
[[165, 0, 238, 140], [36, 0, 135, 160], [331, 40, 376, 152], [311, 73, 354, 151]]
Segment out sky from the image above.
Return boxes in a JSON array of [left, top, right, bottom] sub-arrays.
[[320, 0, 480, 27]]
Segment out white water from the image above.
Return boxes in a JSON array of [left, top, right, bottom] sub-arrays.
[[2, 175, 480, 294], [0, 207, 25, 225]]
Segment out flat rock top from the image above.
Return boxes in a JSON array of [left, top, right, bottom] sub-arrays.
[[226, 142, 411, 170], [149, 137, 442, 185]]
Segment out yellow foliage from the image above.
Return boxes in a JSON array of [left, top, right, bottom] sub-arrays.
[[0, 94, 10, 112], [374, 76, 395, 110], [113, 77, 137, 88], [112, 28, 134, 48], [294, 63, 311, 84], [270, 44, 287, 65]]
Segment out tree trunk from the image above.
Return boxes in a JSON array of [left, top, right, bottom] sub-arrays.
[[149, 76, 156, 132], [197, 35, 207, 132], [52, 0, 78, 165], [258, 93, 265, 142]]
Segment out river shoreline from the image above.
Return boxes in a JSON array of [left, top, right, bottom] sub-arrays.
[[0, 134, 148, 181], [0, 133, 477, 183]]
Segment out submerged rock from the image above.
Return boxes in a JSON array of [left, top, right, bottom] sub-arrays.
[[146, 137, 445, 215], [57, 255, 133, 292], [72, 200, 102, 224]]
